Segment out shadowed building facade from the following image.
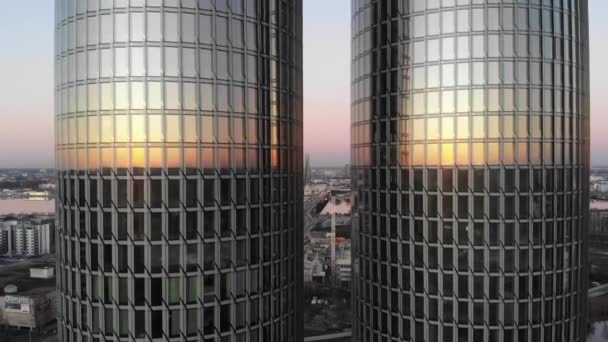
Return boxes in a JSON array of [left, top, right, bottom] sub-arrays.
[[351, 0, 589, 341], [54, 0, 303, 340]]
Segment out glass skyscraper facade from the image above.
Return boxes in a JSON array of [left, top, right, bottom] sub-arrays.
[[55, 0, 303, 341], [352, 0, 589, 341]]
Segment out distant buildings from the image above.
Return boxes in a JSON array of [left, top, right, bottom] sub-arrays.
[[0, 220, 52, 257]]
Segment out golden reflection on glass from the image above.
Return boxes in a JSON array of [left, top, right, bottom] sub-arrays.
[[413, 93, 425, 115], [517, 116, 528, 138], [115, 82, 128, 109], [130, 147, 144, 168], [184, 83, 197, 110], [488, 89, 499, 111], [428, 91, 440, 114], [220, 148, 230, 169], [488, 116, 499, 139], [472, 116, 484, 139], [201, 116, 214, 143], [185, 148, 197, 168], [248, 118, 257, 144], [131, 82, 145, 109], [517, 143, 528, 164], [148, 115, 164, 142], [88, 84, 99, 111], [116, 115, 129, 142], [441, 143, 454, 166], [472, 143, 484, 165], [77, 117, 86, 144], [78, 148, 86, 170], [202, 147, 214, 168], [457, 117, 468, 139], [218, 117, 230, 143], [272, 121, 279, 145], [101, 116, 113, 143], [61, 119, 68, 145], [503, 143, 515, 164], [88, 147, 99, 170], [249, 148, 258, 169], [131, 115, 146, 143], [413, 145, 424, 165], [442, 117, 454, 139], [235, 148, 245, 169], [149, 147, 163, 168], [488, 143, 500, 165], [457, 89, 469, 113], [456, 143, 468, 165], [413, 119, 424, 140], [102, 148, 112, 168], [89, 116, 99, 143], [427, 118, 439, 140], [442, 91, 454, 113], [503, 116, 514, 138], [427, 144, 439, 166], [234, 118, 245, 144], [167, 148, 181, 168], [69, 149, 77, 169], [166, 115, 181, 143], [184, 116, 197, 143], [148, 82, 162, 109], [69, 118, 76, 144], [115, 148, 129, 168], [101, 83, 113, 110], [472, 89, 484, 112]]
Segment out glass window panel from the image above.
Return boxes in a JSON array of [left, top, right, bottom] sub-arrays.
[[115, 82, 128, 109], [149, 116, 164, 142], [182, 48, 196, 77], [130, 13, 144, 41], [442, 64, 455, 87], [472, 89, 484, 112], [201, 116, 214, 143], [472, 35, 484, 58], [200, 50, 213, 78], [131, 47, 145, 76], [457, 63, 469, 86], [442, 91, 455, 113], [428, 39, 440, 62], [165, 83, 180, 109], [427, 118, 440, 140], [456, 90, 469, 113], [147, 47, 162, 77], [100, 15, 112, 44], [472, 143, 484, 165], [200, 84, 214, 111], [183, 83, 197, 110], [457, 9, 469, 33], [457, 117, 469, 139], [166, 115, 181, 142], [100, 83, 113, 110], [148, 82, 162, 109], [101, 116, 113, 143], [182, 14, 196, 43], [457, 36, 469, 59], [472, 8, 484, 31], [164, 12, 179, 42], [428, 66, 440, 88], [184, 116, 197, 142], [131, 115, 146, 143], [442, 37, 455, 60], [428, 13, 440, 36], [147, 12, 161, 41], [165, 47, 179, 77], [199, 15, 212, 44], [473, 116, 484, 139], [115, 13, 128, 42], [442, 117, 455, 139], [457, 143, 468, 165], [442, 11, 455, 34], [101, 49, 113, 78], [428, 91, 440, 114], [131, 82, 145, 109]]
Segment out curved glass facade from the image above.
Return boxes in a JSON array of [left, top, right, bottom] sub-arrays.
[[54, 0, 303, 341], [352, 0, 589, 341]]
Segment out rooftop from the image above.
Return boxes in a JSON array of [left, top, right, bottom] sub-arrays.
[[0, 256, 55, 297]]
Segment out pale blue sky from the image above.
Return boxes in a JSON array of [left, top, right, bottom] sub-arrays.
[[0, 1, 606, 167]]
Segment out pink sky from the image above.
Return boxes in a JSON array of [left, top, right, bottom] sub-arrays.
[[1, 1, 608, 167]]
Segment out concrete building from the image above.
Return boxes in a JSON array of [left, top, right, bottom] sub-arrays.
[[10, 221, 52, 257], [351, 1, 590, 341], [0, 263, 56, 330]]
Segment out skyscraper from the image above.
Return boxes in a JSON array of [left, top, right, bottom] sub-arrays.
[[55, 0, 303, 341], [351, 1, 589, 341]]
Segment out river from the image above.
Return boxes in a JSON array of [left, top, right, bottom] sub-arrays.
[[0, 199, 55, 216]]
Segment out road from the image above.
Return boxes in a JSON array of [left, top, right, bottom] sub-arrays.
[[304, 190, 330, 242]]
